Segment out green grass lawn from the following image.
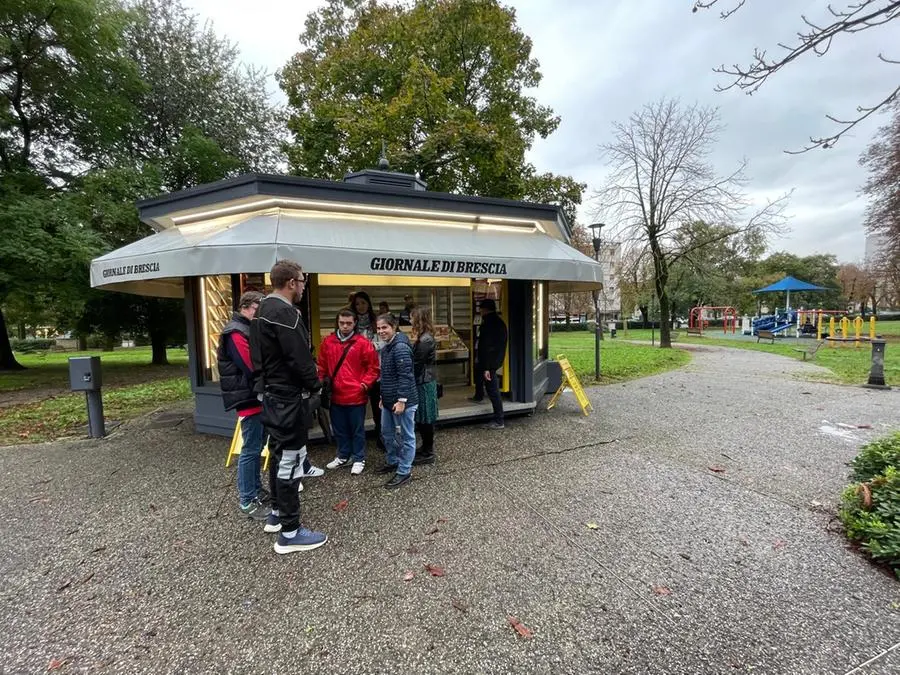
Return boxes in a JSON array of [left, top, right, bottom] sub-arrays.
[[548, 333, 691, 384], [553, 327, 899, 386], [1, 347, 193, 446], [2, 347, 189, 392], [1, 377, 191, 445]]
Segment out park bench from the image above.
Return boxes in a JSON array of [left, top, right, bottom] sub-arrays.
[[686, 326, 703, 337], [792, 339, 825, 361], [756, 329, 776, 344]]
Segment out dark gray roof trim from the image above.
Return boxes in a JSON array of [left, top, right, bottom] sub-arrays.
[[137, 173, 572, 239]]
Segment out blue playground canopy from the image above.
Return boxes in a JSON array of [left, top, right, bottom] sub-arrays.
[[752, 275, 828, 311], [752, 276, 828, 294]]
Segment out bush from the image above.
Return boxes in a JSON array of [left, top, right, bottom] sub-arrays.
[[10, 338, 56, 353], [840, 432, 900, 577], [849, 431, 900, 482]]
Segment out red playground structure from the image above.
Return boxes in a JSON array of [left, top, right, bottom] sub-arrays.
[[689, 306, 738, 335]]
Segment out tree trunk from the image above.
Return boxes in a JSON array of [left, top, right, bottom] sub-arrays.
[[0, 306, 25, 370], [657, 289, 672, 347], [17, 322, 25, 340], [639, 305, 649, 328], [102, 335, 117, 352], [150, 330, 169, 365], [648, 236, 672, 348], [78, 334, 87, 351]]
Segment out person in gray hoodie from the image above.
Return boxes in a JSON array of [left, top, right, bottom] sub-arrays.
[[375, 313, 418, 489]]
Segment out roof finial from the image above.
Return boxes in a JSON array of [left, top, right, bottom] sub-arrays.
[[377, 139, 389, 170]]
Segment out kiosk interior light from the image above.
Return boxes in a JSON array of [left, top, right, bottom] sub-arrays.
[[168, 199, 546, 233]]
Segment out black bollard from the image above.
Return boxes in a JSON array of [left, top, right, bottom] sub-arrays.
[[864, 338, 890, 390], [68, 356, 106, 437]]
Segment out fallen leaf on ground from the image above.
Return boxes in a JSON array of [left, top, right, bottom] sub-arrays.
[[437, 517, 448, 523], [451, 598, 468, 612], [56, 579, 72, 592], [424, 564, 445, 577], [406, 545, 419, 555], [402, 571, 415, 581], [507, 615, 534, 639], [47, 658, 67, 671], [652, 585, 672, 596], [739, 536, 750, 547], [708, 465, 727, 473], [425, 526, 440, 535], [333, 499, 349, 513], [586, 522, 599, 530], [773, 539, 787, 551]]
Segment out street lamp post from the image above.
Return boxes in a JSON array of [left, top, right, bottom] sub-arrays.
[[589, 222, 605, 381]]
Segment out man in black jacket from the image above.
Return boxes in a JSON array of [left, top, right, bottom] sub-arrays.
[[470, 298, 508, 429], [217, 291, 268, 520], [250, 260, 327, 555]]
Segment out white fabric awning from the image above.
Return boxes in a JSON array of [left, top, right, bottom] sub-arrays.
[[91, 210, 603, 297]]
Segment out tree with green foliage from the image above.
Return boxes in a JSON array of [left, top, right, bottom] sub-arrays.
[[1, 0, 283, 368], [752, 252, 842, 311], [666, 221, 766, 318], [0, 0, 139, 369], [279, 0, 584, 220]]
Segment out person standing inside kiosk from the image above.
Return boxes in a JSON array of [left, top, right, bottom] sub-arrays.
[[470, 298, 507, 430]]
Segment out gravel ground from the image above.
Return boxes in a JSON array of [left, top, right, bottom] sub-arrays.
[[1, 345, 898, 674]]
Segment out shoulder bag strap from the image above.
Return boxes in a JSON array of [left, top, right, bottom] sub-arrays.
[[332, 339, 355, 379]]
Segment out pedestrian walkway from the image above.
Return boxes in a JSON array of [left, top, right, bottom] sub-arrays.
[[0, 346, 898, 673]]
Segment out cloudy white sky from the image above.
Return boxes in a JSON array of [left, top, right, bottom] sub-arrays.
[[184, 0, 900, 261]]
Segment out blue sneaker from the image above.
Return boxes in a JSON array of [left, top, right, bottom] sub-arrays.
[[264, 512, 282, 534], [273, 527, 328, 555]]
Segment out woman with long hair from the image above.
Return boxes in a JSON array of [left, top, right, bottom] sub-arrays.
[[376, 313, 418, 488], [351, 291, 385, 450], [410, 306, 438, 464]]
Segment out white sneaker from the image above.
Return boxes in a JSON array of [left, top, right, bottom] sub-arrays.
[[351, 461, 365, 475], [326, 457, 349, 470], [303, 464, 325, 477]]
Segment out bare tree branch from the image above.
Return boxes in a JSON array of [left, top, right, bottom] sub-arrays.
[[695, 0, 900, 151]]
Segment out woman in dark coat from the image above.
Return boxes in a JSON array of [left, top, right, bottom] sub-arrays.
[[411, 307, 439, 464]]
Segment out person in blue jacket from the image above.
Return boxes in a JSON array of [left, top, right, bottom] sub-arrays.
[[375, 313, 419, 489]]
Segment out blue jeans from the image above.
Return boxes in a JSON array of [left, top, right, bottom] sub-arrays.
[[237, 413, 265, 505], [381, 404, 418, 476], [331, 403, 367, 462]]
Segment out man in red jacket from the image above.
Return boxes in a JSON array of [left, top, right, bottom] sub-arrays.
[[320, 309, 380, 475]]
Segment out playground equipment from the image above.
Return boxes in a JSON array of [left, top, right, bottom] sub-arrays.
[[820, 314, 877, 348], [751, 309, 797, 336], [688, 306, 739, 335]]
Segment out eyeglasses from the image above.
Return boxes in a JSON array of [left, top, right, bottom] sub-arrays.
[[294, 276, 306, 285]]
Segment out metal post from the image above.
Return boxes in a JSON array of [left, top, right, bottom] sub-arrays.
[[589, 222, 606, 381], [594, 296, 601, 381], [86, 390, 106, 438]]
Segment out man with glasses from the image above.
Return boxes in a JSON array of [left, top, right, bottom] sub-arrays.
[[217, 291, 268, 519], [250, 260, 327, 555]]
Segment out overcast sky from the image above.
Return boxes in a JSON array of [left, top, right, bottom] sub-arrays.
[[184, 0, 900, 261]]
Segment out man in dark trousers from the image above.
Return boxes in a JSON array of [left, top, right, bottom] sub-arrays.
[[470, 298, 508, 429], [216, 291, 269, 520], [250, 259, 327, 555]]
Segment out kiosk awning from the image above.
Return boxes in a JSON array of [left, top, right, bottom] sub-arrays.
[[91, 210, 603, 297]]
